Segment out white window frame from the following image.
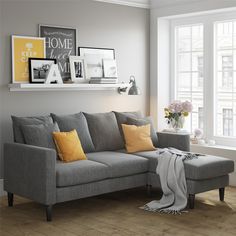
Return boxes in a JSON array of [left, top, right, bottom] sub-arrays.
[[170, 11, 236, 147]]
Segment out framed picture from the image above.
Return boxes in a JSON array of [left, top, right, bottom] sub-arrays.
[[103, 59, 118, 78], [39, 25, 77, 81], [29, 58, 57, 83], [78, 47, 115, 78], [69, 56, 88, 83], [11, 35, 45, 83]]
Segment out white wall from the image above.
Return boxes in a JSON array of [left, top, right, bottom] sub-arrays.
[[0, 0, 150, 182]]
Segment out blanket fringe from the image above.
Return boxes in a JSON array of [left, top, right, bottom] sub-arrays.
[[140, 205, 188, 215]]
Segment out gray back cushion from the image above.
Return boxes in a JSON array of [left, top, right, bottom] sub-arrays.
[[11, 115, 53, 143], [84, 112, 124, 151], [51, 112, 95, 153], [126, 117, 158, 147], [113, 111, 142, 137], [21, 123, 60, 149]]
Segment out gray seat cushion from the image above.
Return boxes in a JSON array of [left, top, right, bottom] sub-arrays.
[[184, 155, 234, 180], [125, 150, 234, 180], [84, 112, 124, 151], [51, 112, 95, 153], [56, 160, 109, 187], [12, 115, 53, 143], [126, 117, 158, 147], [21, 123, 60, 150], [86, 151, 148, 178]]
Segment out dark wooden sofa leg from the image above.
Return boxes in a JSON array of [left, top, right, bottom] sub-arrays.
[[7, 192, 14, 207], [46, 205, 53, 222], [146, 185, 152, 196], [189, 194, 195, 209], [219, 188, 225, 201]]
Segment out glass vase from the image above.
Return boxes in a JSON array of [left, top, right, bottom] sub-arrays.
[[169, 116, 185, 132]]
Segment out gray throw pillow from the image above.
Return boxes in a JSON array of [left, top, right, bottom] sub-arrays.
[[126, 117, 158, 147], [84, 112, 124, 151], [21, 123, 60, 149], [113, 111, 142, 136], [51, 112, 95, 153], [11, 115, 53, 143]]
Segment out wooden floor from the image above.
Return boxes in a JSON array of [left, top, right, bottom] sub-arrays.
[[1, 187, 236, 236]]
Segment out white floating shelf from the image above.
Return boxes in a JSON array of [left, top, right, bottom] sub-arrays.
[[9, 83, 129, 92]]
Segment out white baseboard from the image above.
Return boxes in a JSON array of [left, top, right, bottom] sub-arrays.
[[0, 179, 6, 196]]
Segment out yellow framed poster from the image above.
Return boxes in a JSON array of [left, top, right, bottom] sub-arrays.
[[12, 35, 45, 83]]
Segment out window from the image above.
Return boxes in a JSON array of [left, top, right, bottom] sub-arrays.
[[170, 12, 236, 146], [223, 109, 233, 136], [175, 24, 204, 132]]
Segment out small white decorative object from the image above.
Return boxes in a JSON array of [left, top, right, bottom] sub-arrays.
[[198, 139, 206, 145], [103, 59, 118, 78], [69, 56, 88, 83], [208, 140, 216, 146], [45, 64, 63, 84]]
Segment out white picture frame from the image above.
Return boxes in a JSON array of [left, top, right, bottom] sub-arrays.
[[69, 56, 88, 83], [78, 47, 115, 78], [103, 59, 118, 78]]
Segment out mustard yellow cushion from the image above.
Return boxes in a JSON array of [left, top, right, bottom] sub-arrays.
[[121, 124, 156, 153], [53, 129, 87, 162]]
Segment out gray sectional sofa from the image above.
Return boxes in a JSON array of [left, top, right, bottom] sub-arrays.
[[4, 111, 234, 221]]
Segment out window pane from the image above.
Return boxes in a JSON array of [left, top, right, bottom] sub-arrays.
[[175, 24, 204, 132], [215, 20, 236, 137]]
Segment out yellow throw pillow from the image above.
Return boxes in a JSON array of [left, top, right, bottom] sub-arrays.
[[121, 124, 156, 153], [53, 129, 87, 162]]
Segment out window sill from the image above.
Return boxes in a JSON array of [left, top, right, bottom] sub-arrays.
[[190, 143, 236, 152]]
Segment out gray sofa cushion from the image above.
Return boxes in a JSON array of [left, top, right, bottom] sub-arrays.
[[84, 112, 124, 151], [126, 117, 158, 147], [184, 155, 234, 180], [12, 115, 53, 143], [86, 151, 148, 178], [51, 113, 95, 153], [56, 160, 109, 187], [133, 150, 234, 180], [113, 111, 142, 136], [21, 123, 59, 150]]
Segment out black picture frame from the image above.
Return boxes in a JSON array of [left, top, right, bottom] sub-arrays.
[[39, 25, 77, 81], [78, 47, 115, 78], [29, 58, 57, 83]]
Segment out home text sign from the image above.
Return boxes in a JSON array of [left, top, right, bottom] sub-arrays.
[[39, 25, 77, 81]]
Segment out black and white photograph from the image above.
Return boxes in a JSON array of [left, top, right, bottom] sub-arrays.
[[29, 58, 56, 83], [39, 25, 77, 81], [78, 47, 115, 78], [103, 59, 118, 78], [69, 56, 88, 83]]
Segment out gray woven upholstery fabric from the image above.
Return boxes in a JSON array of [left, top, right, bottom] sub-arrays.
[[56, 174, 147, 203], [86, 151, 148, 178], [135, 150, 159, 172], [136, 151, 234, 180], [11, 115, 53, 143], [186, 175, 229, 194], [126, 116, 158, 147], [4, 143, 56, 205], [147, 172, 229, 195], [21, 123, 59, 150], [56, 160, 109, 187], [184, 155, 234, 180], [157, 132, 190, 151], [113, 111, 142, 136], [51, 113, 95, 153], [84, 112, 124, 151]]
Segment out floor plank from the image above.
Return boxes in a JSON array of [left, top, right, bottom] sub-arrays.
[[1, 187, 236, 236]]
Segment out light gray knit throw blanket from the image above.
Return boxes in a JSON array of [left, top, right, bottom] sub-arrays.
[[140, 148, 199, 214]]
